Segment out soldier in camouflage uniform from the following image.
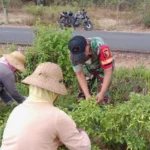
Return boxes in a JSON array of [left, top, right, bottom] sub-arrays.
[[68, 36, 114, 104]]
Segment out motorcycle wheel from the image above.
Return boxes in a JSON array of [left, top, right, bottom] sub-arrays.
[[59, 18, 66, 30], [83, 21, 93, 31]]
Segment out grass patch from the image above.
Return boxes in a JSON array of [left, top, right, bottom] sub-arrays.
[[23, 5, 78, 25], [0, 48, 10, 57]]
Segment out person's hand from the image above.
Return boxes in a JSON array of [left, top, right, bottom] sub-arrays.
[[85, 94, 92, 100], [96, 92, 104, 104]]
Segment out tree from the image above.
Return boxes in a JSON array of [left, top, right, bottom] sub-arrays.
[[0, 0, 10, 24]]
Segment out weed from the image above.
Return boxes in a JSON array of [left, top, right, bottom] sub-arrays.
[[24, 5, 44, 16], [142, 11, 150, 27], [8, 44, 17, 52], [22, 16, 37, 26]]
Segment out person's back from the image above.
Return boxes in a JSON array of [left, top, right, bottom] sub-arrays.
[[1, 101, 64, 150]]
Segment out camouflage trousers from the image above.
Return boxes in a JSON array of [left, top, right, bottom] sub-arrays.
[[77, 67, 111, 104]]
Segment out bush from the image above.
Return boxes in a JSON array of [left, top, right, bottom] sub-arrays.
[[142, 12, 150, 27], [59, 93, 150, 150], [22, 16, 37, 26], [23, 5, 78, 25], [110, 67, 150, 104], [22, 23, 75, 88], [58, 97, 103, 150], [8, 0, 23, 9], [24, 5, 44, 16], [99, 93, 150, 150]]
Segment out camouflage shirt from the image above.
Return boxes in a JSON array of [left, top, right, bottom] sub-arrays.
[[71, 37, 114, 74]]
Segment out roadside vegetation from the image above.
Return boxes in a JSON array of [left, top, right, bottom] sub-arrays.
[[0, 0, 150, 31], [0, 24, 150, 149]]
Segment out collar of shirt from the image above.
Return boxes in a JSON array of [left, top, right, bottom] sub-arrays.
[[0, 57, 16, 72]]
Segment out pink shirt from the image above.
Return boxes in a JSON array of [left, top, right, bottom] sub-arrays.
[[1, 99, 91, 150], [0, 57, 16, 72]]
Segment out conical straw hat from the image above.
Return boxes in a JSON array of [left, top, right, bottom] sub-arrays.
[[22, 62, 67, 95], [3, 51, 26, 72]]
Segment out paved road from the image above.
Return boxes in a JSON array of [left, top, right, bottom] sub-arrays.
[[0, 27, 34, 45], [73, 31, 150, 52], [0, 27, 150, 52]]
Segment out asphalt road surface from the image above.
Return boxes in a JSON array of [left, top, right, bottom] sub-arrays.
[[0, 27, 34, 45], [0, 27, 150, 52]]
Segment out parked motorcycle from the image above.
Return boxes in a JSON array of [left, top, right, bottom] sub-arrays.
[[58, 9, 93, 31], [74, 9, 93, 31], [58, 11, 74, 29]]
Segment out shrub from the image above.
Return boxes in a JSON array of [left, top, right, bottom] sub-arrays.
[[1, 89, 150, 149], [8, 44, 17, 52], [58, 97, 102, 149], [99, 93, 150, 150], [142, 12, 150, 27], [23, 5, 78, 25], [24, 5, 44, 16], [59, 93, 150, 150], [22, 16, 37, 26], [22, 23, 75, 88], [8, 0, 23, 9], [110, 67, 150, 104], [16, 83, 29, 96]]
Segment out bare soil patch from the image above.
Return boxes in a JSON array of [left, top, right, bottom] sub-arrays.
[[0, 45, 150, 69], [113, 52, 150, 69]]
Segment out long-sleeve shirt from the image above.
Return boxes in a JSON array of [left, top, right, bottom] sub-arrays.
[[0, 63, 25, 103], [1, 99, 91, 150]]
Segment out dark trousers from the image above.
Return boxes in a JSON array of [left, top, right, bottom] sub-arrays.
[[0, 89, 14, 105]]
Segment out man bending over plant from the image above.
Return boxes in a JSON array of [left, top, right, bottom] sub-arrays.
[[68, 36, 114, 104]]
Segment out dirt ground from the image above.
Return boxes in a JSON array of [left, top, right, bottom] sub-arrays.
[[113, 52, 150, 69], [0, 45, 150, 69]]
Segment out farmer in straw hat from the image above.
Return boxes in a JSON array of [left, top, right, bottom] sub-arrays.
[[0, 51, 26, 105], [1, 62, 91, 150]]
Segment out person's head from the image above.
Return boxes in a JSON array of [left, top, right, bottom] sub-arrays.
[[3, 51, 26, 72], [68, 36, 91, 65], [22, 62, 67, 103]]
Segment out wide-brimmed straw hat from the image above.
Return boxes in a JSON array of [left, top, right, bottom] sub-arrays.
[[22, 62, 67, 95], [3, 51, 26, 72]]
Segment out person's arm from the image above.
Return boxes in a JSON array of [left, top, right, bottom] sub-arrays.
[[75, 68, 91, 99], [96, 44, 114, 103], [101, 68, 113, 94], [71, 62, 91, 99], [2, 73, 25, 103], [96, 67, 112, 103], [56, 110, 91, 150]]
